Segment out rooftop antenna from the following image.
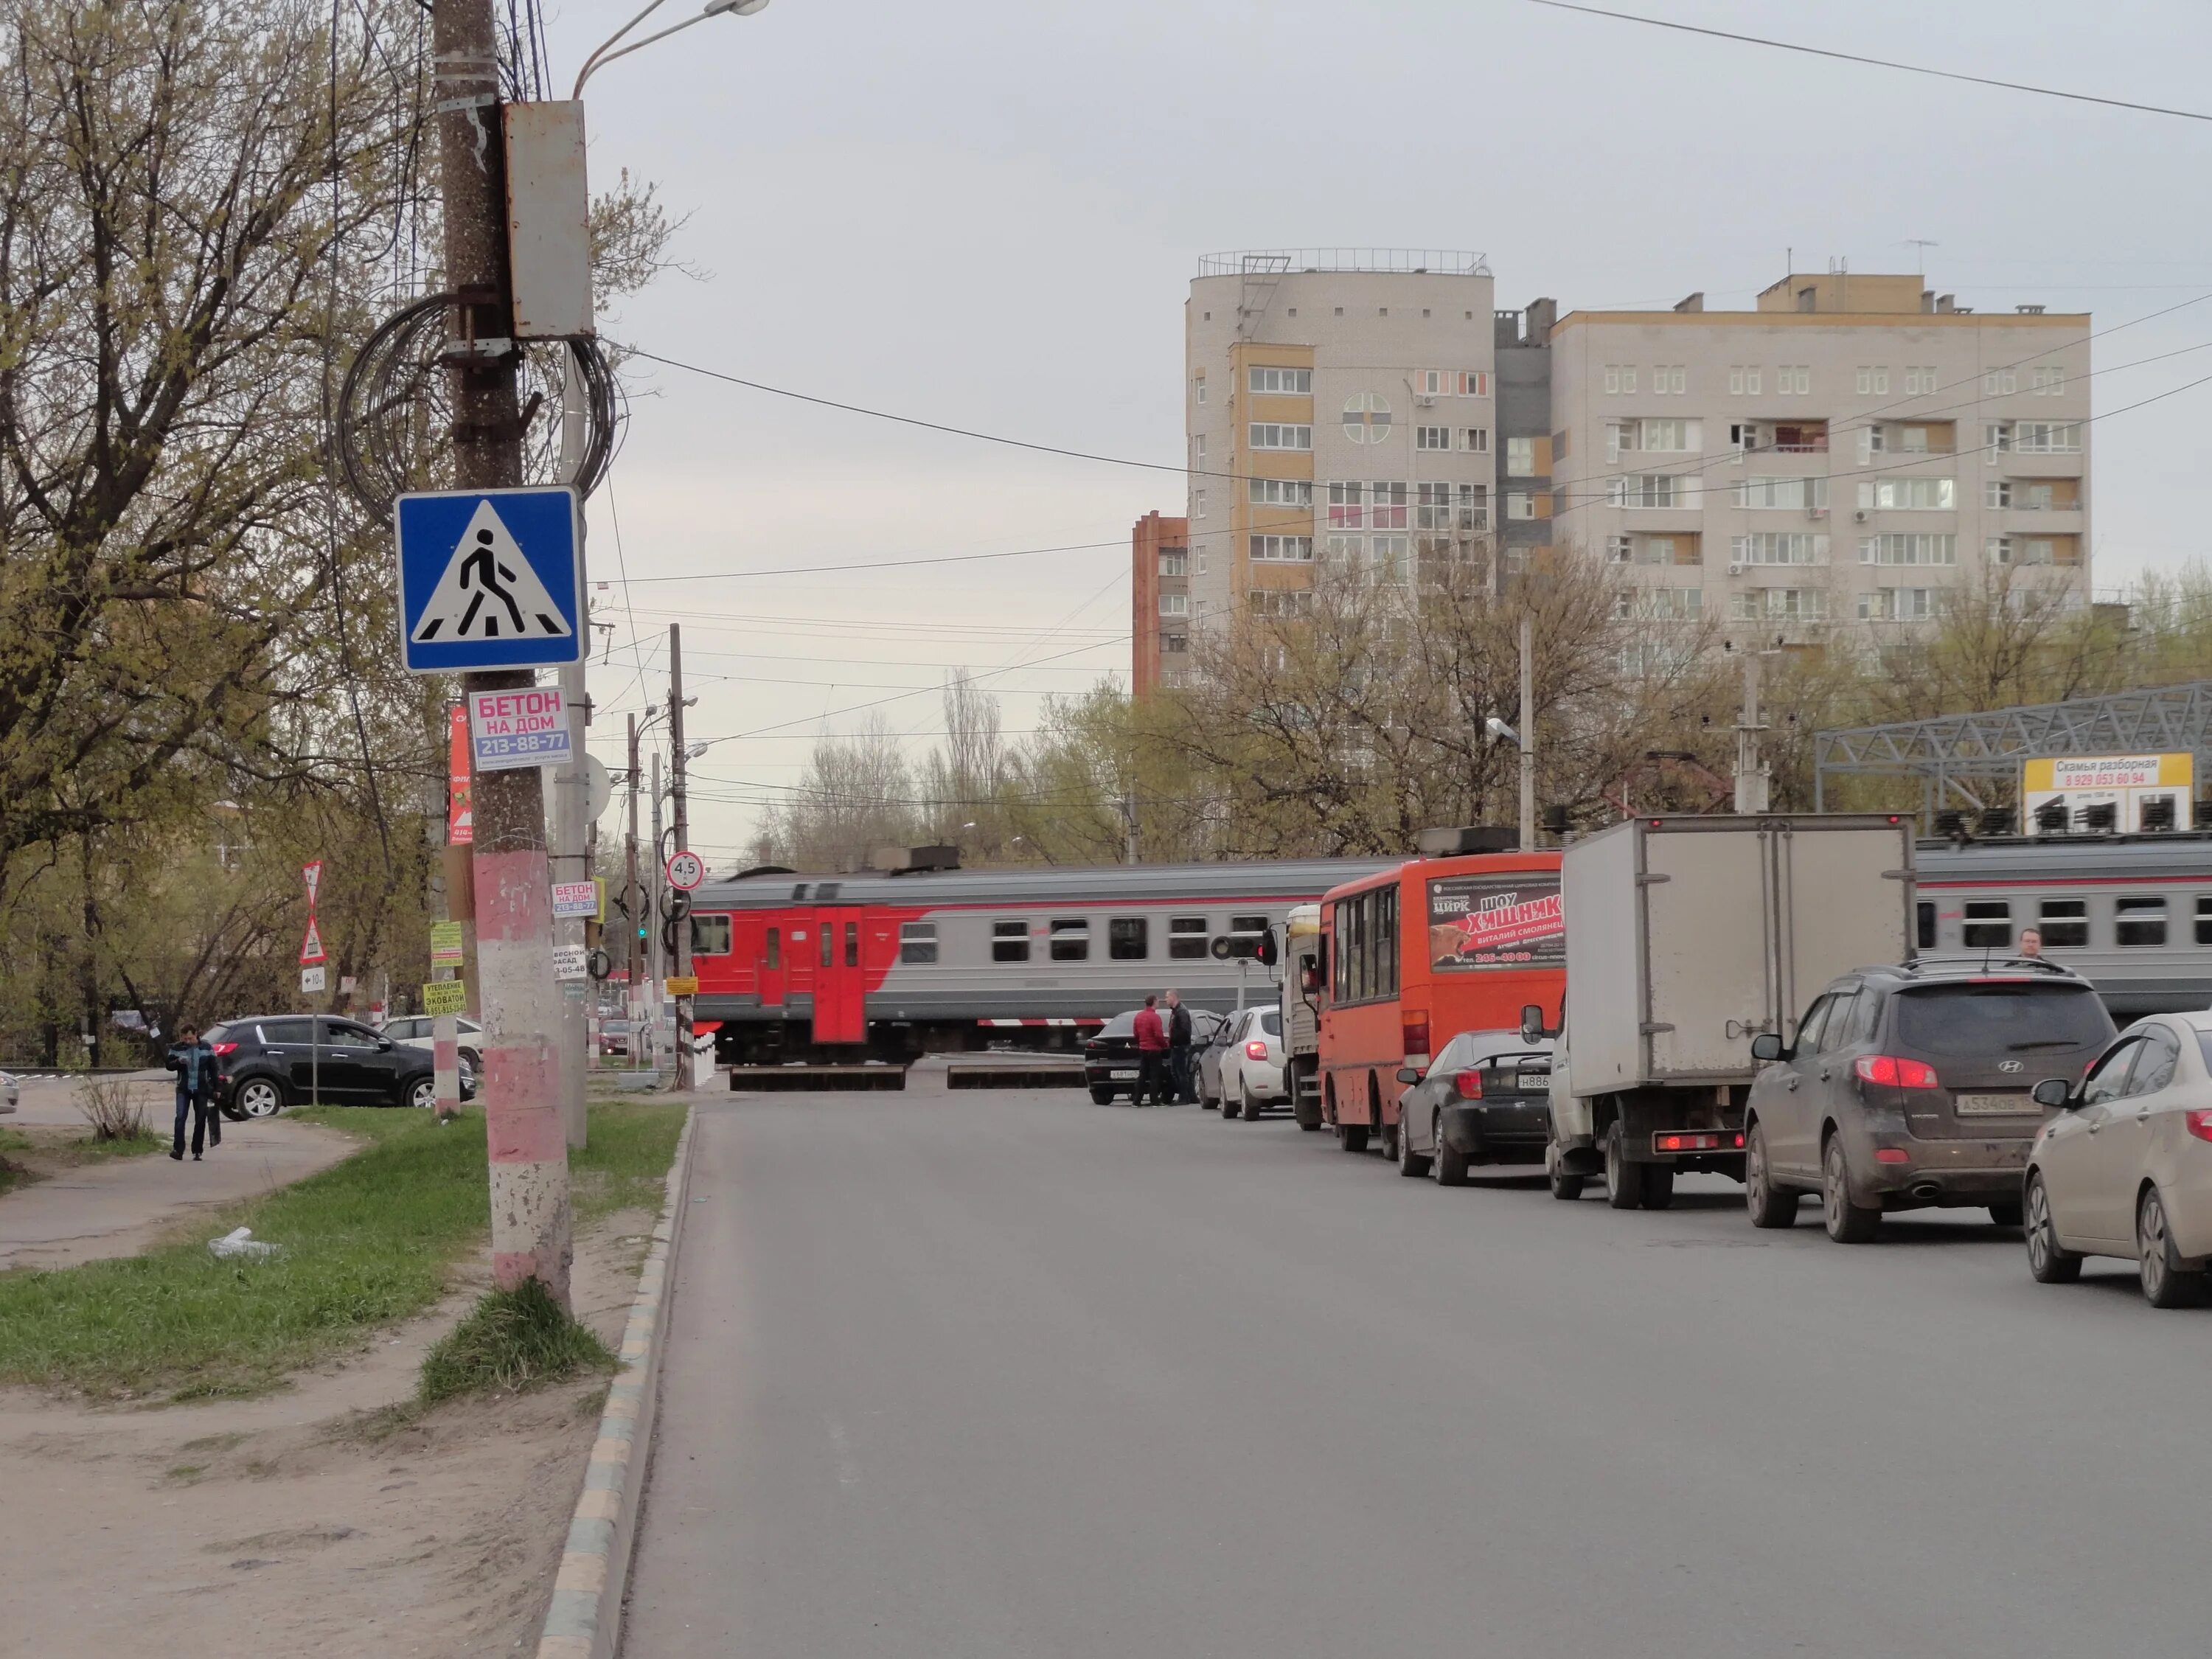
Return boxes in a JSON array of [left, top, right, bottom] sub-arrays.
[[1903, 238, 1940, 276]]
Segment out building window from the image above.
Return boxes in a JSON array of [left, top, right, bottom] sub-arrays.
[[1652, 365, 1686, 394], [1462, 427, 1489, 453], [1248, 422, 1311, 451], [1606, 535, 1634, 563], [1985, 535, 2014, 565], [1982, 367, 2018, 395], [1048, 919, 1089, 961], [1109, 917, 1149, 960], [2015, 422, 2081, 453], [1777, 365, 1811, 395], [1326, 481, 1363, 526], [1854, 366, 1891, 395], [2115, 897, 2168, 948], [1193, 434, 1205, 460], [1986, 479, 2012, 509], [1602, 364, 1637, 394], [1415, 482, 1457, 531], [1249, 478, 1313, 507], [1193, 490, 1206, 518], [1322, 533, 1364, 568], [1641, 588, 1703, 619], [1859, 587, 1941, 622], [1158, 549, 1187, 577], [1458, 370, 1490, 397], [1859, 534, 1956, 566], [1248, 365, 1312, 395], [1506, 435, 1537, 476], [1368, 533, 1409, 583], [1731, 532, 1827, 565], [1728, 365, 1764, 396], [1858, 477, 1957, 511], [1611, 474, 1686, 509], [1734, 476, 1825, 510], [1161, 633, 1187, 654], [1731, 588, 1826, 622], [1456, 483, 1488, 529], [1905, 366, 1937, 394], [1418, 369, 1450, 396], [1249, 535, 1313, 562], [2031, 366, 2065, 396], [1506, 492, 1534, 520], [1169, 917, 1208, 959], [1160, 592, 1189, 616], [2041, 899, 2090, 948], [1985, 422, 2012, 456], [1342, 393, 1392, 444], [1194, 375, 1205, 405], [1415, 425, 1452, 451], [1962, 900, 2012, 949], [899, 922, 938, 964], [1368, 481, 1407, 528], [1638, 418, 1697, 453], [991, 920, 1030, 963], [1252, 589, 1310, 619], [1194, 549, 1208, 576]]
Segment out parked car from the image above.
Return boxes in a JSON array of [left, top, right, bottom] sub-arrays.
[[1742, 959, 2115, 1242], [1195, 1012, 1240, 1110], [1084, 1008, 1222, 1104], [383, 1013, 484, 1072], [206, 1015, 470, 1116], [597, 1015, 631, 1057], [1395, 1029, 1556, 1183], [1213, 1006, 1288, 1120], [2023, 1011, 2212, 1307]]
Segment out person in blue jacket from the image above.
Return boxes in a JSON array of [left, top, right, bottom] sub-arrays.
[[164, 1025, 220, 1161]]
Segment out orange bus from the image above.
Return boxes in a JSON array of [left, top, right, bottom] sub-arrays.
[[1316, 849, 1565, 1156]]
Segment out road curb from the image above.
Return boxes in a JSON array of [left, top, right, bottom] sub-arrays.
[[534, 1104, 697, 1659]]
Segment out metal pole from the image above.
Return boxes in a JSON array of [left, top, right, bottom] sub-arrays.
[[552, 352, 589, 1147], [669, 625, 695, 1088], [626, 714, 642, 1070], [434, 0, 571, 1306], [650, 748, 665, 1075], [1733, 650, 1772, 814], [1124, 788, 1138, 866], [1517, 612, 1535, 849]]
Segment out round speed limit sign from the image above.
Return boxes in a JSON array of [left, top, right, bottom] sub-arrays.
[[665, 849, 706, 891]]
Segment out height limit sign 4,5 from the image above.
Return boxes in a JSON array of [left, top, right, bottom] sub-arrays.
[[394, 487, 582, 673]]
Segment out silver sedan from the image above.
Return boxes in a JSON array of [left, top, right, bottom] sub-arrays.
[[2023, 1011, 2212, 1308]]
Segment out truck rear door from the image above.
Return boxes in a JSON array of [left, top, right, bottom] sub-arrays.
[[1781, 825, 1912, 1037], [1643, 828, 1773, 1078]]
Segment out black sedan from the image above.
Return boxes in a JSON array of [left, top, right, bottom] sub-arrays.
[[1394, 1029, 1557, 1184], [207, 1014, 469, 1116], [1084, 1008, 1222, 1104]]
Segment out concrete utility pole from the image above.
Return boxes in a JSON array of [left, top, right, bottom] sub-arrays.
[[626, 714, 643, 1065], [1124, 788, 1139, 866], [1733, 648, 1773, 814], [552, 355, 590, 1150], [1517, 612, 1536, 850], [434, 0, 571, 1306], [669, 625, 695, 1088], [650, 748, 665, 1071]]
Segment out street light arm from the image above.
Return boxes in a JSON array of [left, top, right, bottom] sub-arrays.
[[573, 0, 676, 97], [575, 12, 714, 94]]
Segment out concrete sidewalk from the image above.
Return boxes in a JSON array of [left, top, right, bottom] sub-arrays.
[[0, 1116, 358, 1271]]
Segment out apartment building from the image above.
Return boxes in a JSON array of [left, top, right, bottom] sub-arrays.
[[1130, 511, 1190, 695], [1182, 251, 1504, 641], [1548, 272, 2091, 639]]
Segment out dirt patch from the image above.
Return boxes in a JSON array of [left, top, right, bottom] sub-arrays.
[[0, 1206, 655, 1657]]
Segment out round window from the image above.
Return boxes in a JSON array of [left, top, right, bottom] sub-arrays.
[[1342, 392, 1393, 445]]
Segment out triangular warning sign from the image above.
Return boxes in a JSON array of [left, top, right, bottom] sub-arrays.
[[408, 500, 574, 644], [300, 917, 327, 966]]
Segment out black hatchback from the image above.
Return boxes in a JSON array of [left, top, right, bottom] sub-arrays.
[[207, 1015, 462, 1117], [1083, 1008, 1222, 1104]]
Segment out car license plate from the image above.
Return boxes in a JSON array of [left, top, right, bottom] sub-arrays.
[[1110, 1069, 1137, 1079], [1955, 1092, 2035, 1116]]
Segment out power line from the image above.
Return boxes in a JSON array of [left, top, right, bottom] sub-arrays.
[[613, 536, 1129, 583], [1523, 1, 2212, 122]]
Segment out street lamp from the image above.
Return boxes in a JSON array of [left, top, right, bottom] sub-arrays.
[[574, 0, 770, 97]]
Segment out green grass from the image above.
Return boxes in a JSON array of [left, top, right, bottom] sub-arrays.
[[417, 1279, 616, 1405], [0, 1122, 164, 1196], [0, 1099, 685, 1402]]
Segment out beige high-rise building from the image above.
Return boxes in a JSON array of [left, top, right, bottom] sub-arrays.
[[1181, 252, 1519, 650], [1548, 272, 2091, 639]]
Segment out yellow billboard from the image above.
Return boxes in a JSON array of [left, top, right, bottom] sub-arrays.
[[2021, 753, 2194, 832]]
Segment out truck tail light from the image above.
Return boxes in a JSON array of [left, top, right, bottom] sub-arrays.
[[1453, 1070, 1483, 1099], [1652, 1130, 1746, 1154], [1402, 1013, 1430, 1059], [1854, 1054, 1941, 1090], [1244, 1040, 1268, 1062], [2186, 1110, 2212, 1144]]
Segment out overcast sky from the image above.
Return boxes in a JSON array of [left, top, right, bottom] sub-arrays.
[[540, 0, 2212, 864]]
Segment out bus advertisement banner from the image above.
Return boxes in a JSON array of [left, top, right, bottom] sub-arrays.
[[1427, 874, 1565, 972]]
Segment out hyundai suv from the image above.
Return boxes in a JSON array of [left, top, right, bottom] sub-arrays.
[[206, 1015, 467, 1116], [1742, 959, 2115, 1241]]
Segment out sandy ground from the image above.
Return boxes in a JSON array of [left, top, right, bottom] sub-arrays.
[[0, 1209, 654, 1659]]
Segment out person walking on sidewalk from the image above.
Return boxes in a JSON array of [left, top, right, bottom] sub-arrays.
[[1132, 995, 1170, 1107], [1165, 990, 1196, 1105], [164, 1026, 219, 1161]]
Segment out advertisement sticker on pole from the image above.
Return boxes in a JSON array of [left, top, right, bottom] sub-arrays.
[[467, 685, 573, 772]]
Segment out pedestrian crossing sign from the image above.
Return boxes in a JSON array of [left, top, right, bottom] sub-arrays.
[[394, 486, 583, 672]]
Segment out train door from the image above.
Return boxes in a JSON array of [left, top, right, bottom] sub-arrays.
[[812, 907, 866, 1044], [756, 920, 787, 1009]]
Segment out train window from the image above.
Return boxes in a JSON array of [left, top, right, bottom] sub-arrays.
[[1916, 902, 1935, 950], [1169, 917, 1208, 959], [691, 914, 732, 956], [992, 920, 1031, 963], [820, 925, 832, 968], [1961, 900, 2011, 949], [2198, 897, 2212, 946], [1049, 919, 1090, 961], [1110, 918, 1149, 960], [900, 922, 939, 964], [816, 883, 841, 900], [1229, 914, 1267, 937], [2115, 897, 2168, 948], [845, 922, 859, 967], [765, 928, 781, 970], [2039, 898, 2089, 948]]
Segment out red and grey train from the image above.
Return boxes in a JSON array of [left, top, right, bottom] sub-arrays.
[[686, 835, 2212, 1065]]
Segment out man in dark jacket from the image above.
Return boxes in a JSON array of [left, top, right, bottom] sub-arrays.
[[165, 1026, 219, 1161], [1165, 990, 1196, 1105], [1131, 995, 1169, 1107]]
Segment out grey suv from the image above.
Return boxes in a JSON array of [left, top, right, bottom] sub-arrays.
[[1743, 959, 2115, 1242]]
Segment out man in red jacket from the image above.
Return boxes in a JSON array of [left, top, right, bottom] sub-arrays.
[[1131, 994, 1169, 1107]]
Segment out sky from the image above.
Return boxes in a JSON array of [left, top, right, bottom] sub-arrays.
[[538, 0, 2212, 866]]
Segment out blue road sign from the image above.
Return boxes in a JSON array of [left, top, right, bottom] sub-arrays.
[[394, 486, 584, 672]]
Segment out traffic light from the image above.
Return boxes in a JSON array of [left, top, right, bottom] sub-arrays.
[[1255, 925, 1279, 967]]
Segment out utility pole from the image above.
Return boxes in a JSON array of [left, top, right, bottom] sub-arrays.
[[669, 625, 695, 1089], [551, 352, 590, 1148], [1517, 612, 1536, 850], [1733, 648, 1773, 814], [433, 0, 571, 1306], [649, 748, 665, 1074], [1123, 788, 1138, 866], [625, 713, 642, 1066]]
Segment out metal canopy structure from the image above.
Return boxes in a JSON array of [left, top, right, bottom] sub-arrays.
[[1813, 680, 2212, 823]]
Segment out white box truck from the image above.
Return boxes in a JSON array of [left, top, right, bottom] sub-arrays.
[[1540, 815, 1915, 1208], [1280, 903, 1326, 1131]]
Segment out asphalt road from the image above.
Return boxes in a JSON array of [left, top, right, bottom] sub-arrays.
[[622, 1091, 2212, 1658]]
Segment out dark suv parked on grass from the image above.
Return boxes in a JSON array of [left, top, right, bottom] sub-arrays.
[[1742, 959, 2115, 1241], [207, 1015, 465, 1117]]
